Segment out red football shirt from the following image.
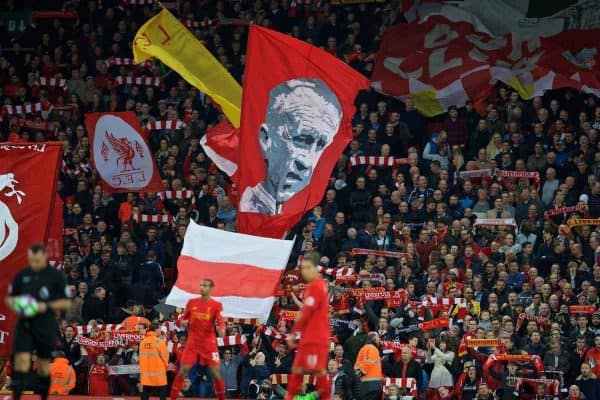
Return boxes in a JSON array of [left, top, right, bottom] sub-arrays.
[[294, 277, 330, 345], [182, 297, 225, 347]]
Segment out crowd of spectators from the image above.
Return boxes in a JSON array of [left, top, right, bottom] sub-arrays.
[[2, 0, 600, 399]]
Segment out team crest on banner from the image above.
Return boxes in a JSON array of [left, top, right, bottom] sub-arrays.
[[84, 112, 163, 193], [0, 142, 62, 357], [0, 173, 24, 261]]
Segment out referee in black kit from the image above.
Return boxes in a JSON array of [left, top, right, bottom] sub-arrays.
[[4, 244, 71, 400]]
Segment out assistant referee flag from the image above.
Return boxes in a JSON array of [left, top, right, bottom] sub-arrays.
[[132, 8, 242, 127]]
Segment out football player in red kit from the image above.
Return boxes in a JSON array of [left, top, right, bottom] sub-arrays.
[[286, 255, 331, 400], [169, 279, 226, 400]]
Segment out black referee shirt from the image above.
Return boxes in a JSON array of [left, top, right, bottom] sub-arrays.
[[9, 265, 69, 322]]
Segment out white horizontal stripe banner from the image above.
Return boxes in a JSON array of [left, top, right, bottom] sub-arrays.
[[166, 285, 275, 322], [181, 221, 293, 270]]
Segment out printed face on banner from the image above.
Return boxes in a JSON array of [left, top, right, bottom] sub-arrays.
[[240, 79, 342, 215], [0, 172, 25, 261], [92, 114, 155, 190]]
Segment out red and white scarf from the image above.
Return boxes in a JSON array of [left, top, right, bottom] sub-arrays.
[[317, 265, 355, 277], [146, 120, 186, 130], [473, 218, 517, 227], [105, 57, 153, 69], [36, 77, 67, 90], [114, 76, 161, 87], [14, 118, 56, 132], [157, 190, 196, 206], [132, 213, 173, 223], [544, 204, 588, 219], [2, 102, 45, 115], [76, 324, 121, 335]]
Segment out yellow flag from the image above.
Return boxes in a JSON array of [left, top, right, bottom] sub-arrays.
[[133, 9, 242, 127]]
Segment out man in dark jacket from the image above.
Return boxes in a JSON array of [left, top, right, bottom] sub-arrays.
[[542, 340, 570, 375], [391, 347, 422, 389], [328, 358, 356, 400], [134, 250, 164, 294], [575, 362, 600, 400], [263, 338, 292, 374], [82, 286, 108, 321]]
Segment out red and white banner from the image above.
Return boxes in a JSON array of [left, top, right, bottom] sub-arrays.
[[200, 120, 240, 180], [0, 142, 62, 357], [372, 15, 600, 116], [166, 221, 293, 322], [237, 25, 369, 239], [84, 112, 163, 193]]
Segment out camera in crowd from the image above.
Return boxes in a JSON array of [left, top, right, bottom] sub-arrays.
[[249, 379, 273, 399]]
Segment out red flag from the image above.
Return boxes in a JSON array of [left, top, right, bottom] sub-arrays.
[[84, 112, 163, 193], [47, 194, 64, 269], [0, 142, 62, 356], [237, 25, 370, 238], [371, 17, 600, 117], [200, 120, 240, 182]]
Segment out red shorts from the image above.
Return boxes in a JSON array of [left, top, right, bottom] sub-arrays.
[[180, 345, 220, 367], [292, 343, 329, 373]]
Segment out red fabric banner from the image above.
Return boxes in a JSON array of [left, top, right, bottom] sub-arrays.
[[0, 142, 62, 357], [46, 194, 64, 268], [371, 15, 600, 117], [236, 25, 370, 239], [200, 120, 240, 182], [84, 112, 163, 193]]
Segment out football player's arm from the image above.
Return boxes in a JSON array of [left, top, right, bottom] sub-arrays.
[[294, 288, 319, 332]]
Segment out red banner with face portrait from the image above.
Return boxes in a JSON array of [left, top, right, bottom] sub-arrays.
[[237, 25, 370, 239], [0, 142, 62, 357]]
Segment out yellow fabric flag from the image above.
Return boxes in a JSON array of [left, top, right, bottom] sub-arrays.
[[133, 9, 242, 127]]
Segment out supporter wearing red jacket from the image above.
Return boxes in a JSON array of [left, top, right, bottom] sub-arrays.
[[88, 354, 110, 396], [584, 335, 600, 377]]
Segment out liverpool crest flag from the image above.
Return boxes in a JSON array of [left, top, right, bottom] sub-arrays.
[[237, 25, 370, 238], [0, 142, 62, 356], [84, 112, 163, 193]]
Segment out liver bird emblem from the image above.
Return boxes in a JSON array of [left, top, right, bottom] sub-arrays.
[[104, 131, 136, 172]]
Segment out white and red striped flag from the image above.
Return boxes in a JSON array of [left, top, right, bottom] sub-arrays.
[[166, 221, 293, 323]]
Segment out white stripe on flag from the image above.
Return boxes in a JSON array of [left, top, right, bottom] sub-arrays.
[[168, 222, 293, 322], [166, 285, 277, 322], [180, 222, 293, 270]]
